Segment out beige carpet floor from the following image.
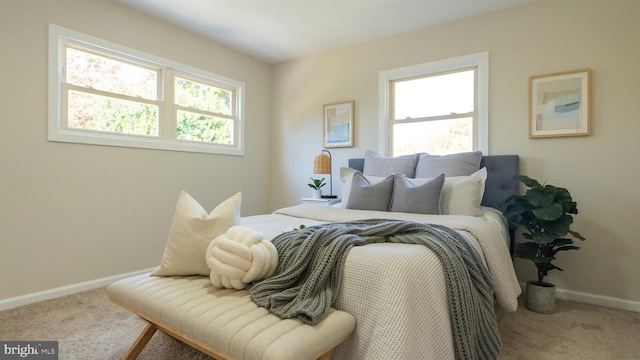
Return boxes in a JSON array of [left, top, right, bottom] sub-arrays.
[[1, 287, 639, 359]]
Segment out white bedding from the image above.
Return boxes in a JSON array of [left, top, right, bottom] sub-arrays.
[[241, 204, 521, 360]]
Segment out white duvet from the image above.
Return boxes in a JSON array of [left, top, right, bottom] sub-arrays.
[[241, 204, 521, 360]]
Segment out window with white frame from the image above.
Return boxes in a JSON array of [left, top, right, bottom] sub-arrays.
[[378, 52, 488, 156], [48, 24, 244, 155]]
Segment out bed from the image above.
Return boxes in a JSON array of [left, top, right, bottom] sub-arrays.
[[239, 152, 522, 359], [110, 151, 521, 360]]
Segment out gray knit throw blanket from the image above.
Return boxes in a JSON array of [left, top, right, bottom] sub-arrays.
[[249, 218, 500, 360]]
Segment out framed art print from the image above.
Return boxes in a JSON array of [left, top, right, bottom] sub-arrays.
[[323, 101, 354, 148], [529, 69, 591, 138]]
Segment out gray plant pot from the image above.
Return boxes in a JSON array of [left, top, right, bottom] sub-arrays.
[[525, 280, 556, 314]]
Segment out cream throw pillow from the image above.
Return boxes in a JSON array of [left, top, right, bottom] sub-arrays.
[[152, 191, 241, 276], [408, 168, 487, 216], [441, 168, 487, 216]]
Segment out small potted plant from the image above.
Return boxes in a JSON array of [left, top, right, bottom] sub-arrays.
[[502, 175, 585, 314], [308, 178, 326, 199]]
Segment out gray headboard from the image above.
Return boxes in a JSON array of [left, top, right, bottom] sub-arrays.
[[348, 155, 520, 254]]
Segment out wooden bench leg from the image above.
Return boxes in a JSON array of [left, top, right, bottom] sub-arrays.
[[317, 349, 334, 360], [122, 322, 158, 360]]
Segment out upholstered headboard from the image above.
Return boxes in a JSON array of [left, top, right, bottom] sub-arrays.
[[348, 155, 520, 253], [347, 155, 519, 210]]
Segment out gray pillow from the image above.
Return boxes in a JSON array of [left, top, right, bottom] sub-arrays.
[[346, 172, 394, 211], [363, 150, 418, 177], [390, 174, 445, 214], [415, 151, 482, 178]]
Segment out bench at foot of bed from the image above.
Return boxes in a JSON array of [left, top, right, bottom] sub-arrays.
[[107, 273, 356, 360]]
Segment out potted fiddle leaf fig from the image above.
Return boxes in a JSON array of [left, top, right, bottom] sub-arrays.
[[502, 175, 586, 314], [308, 178, 326, 199]]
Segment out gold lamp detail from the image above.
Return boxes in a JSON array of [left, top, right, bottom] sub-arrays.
[[313, 150, 337, 198]]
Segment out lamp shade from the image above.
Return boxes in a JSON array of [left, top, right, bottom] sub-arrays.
[[313, 153, 331, 174], [312, 149, 336, 198]]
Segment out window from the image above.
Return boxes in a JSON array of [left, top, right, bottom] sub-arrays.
[[48, 24, 244, 155], [379, 52, 488, 156]]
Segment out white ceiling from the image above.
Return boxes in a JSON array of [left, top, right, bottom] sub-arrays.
[[115, 0, 533, 64]]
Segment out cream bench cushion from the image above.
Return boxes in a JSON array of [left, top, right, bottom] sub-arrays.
[[107, 273, 356, 360]]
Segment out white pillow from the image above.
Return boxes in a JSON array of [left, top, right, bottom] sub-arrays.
[[441, 168, 487, 216], [339, 166, 357, 181], [409, 167, 487, 216], [152, 191, 241, 276]]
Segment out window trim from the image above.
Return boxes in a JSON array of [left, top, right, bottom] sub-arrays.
[[378, 52, 489, 155], [48, 24, 245, 155]]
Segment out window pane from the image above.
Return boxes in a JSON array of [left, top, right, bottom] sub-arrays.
[[175, 77, 232, 115], [66, 48, 158, 100], [176, 110, 233, 144], [67, 90, 159, 136], [393, 118, 473, 156], [394, 70, 474, 119]]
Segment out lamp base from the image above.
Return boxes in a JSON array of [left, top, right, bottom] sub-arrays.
[[322, 195, 338, 199]]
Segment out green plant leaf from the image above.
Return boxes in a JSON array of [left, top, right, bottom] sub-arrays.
[[502, 199, 530, 219], [551, 238, 574, 246], [308, 177, 326, 189], [551, 245, 580, 256], [531, 203, 564, 220], [569, 230, 586, 241], [526, 187, 555, 207], [520, 231, 533, 240], [568, 201, 579, 215], [551, 187, 578, 213], [546, 263, 563, 272], [531, 231, 558, 245], [541, 214, 573, 236], [537, 262, 562, 280]]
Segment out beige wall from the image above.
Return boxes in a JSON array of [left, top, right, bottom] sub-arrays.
[[271, 0, 640, 306], [0, 0, 272, 300]]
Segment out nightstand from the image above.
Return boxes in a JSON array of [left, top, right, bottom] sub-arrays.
[[301, 198, 341, 206]]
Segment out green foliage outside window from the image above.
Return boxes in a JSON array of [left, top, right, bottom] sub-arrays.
[[66, 47, 234, 144], [177, 111, 232, 144]]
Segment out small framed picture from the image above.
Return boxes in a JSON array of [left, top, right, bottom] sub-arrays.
[[323, 101, 354, 148], [529, 69, 591, 138]]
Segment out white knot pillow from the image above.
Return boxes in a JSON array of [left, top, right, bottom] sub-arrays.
[[206, 226, 278, 290]]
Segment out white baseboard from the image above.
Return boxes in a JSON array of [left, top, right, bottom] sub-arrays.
[[520, 282, 640, 313], [3, 274, 639, 313], [0, 268, 155, 312]]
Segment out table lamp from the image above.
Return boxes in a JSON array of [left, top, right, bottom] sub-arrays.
[[313, 149, 337, 198]]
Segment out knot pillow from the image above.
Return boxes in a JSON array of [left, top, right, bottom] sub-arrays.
[[206, 226, 278, 290]]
